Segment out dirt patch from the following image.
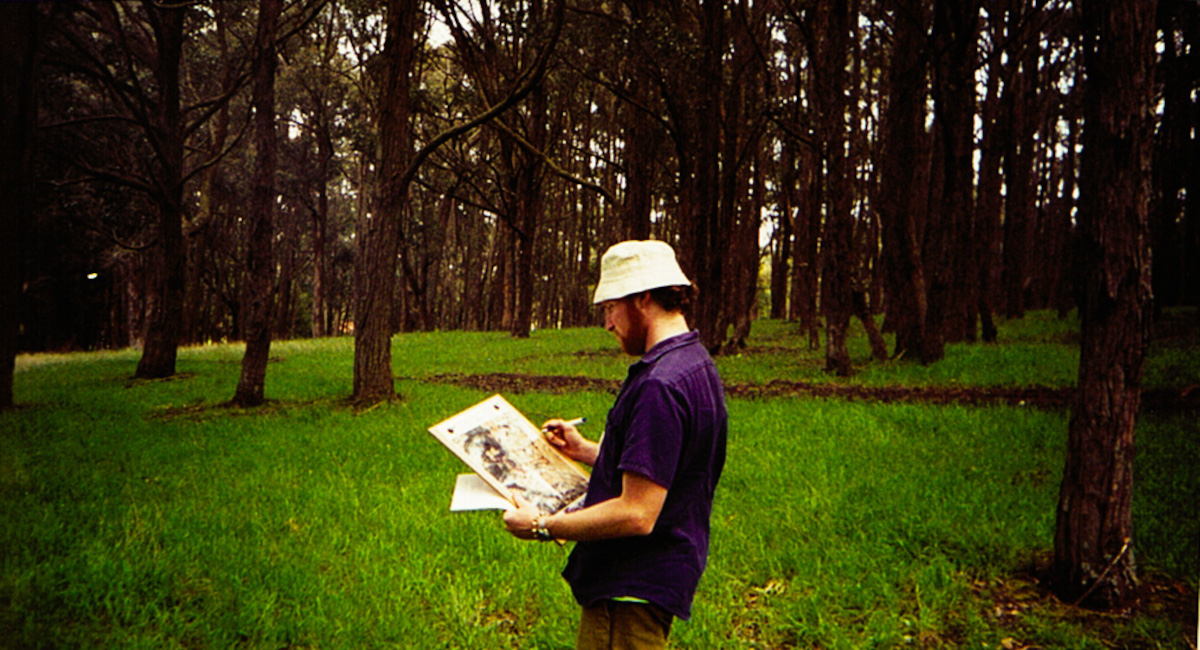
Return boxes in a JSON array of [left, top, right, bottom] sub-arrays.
[[427, 372, 622, 395], [424, 373, 1200, 411], [971, 558, 1198, 650]]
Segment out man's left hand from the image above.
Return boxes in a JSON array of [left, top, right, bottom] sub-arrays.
[[503, 495, 541, 540]]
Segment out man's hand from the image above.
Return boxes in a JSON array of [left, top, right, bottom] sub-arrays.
[[541, 419, 599, 466], [503, 495, 541, 540]]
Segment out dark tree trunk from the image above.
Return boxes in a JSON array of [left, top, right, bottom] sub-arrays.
[[1052, 0, 1155, 609], [622, 72, 655, 242], [0, 2, 38, 410], [853, 290, 889, 362], [770, 205, 791, 320], [510, 82, 548, 340], [1001, 32, 1038, 320], [976, 1, 1008, 343], [134, 5, 186, 379], [311, 127, 333, 337], [879, 0, 931, 360], [926, 0, 977, 352], [353, 0, 419, 403], [931, 0, 981, 348], [232, 0, 282, 407], [816, 0, 853, 376], [691, 0, 726, 352]]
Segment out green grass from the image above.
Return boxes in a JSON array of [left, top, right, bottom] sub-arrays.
[[1, 312, 1196, 648]]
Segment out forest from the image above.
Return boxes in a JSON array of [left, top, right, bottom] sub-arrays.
[[0, 0, 1192, 375], [0, 0, 1196, 613]]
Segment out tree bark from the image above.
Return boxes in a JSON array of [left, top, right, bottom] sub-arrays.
[[509, 80, 548, 339], [815, 0, 853, 376], [353, 0, 420, 403], [976, 3, 1007, 343], [690, 0, 726, 352], [311, 123, 333, 337], [930, 0, 981, 349], [879, 0, 930, 361], [232, 0, 282, 407], [1000, 26, 1038, 320], [0, 2, 38, 410], [1052, 0, 1155, 609], [133, 5, 187, 379]]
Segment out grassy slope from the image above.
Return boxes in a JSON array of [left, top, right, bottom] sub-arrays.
[[1, 312, 1196, 648]]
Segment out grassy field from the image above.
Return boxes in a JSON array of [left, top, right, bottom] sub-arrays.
[[1, 312, 1196, 648]]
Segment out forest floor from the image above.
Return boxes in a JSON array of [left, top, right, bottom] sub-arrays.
[[427, 372, 1200, 411], [426, 371, 1199, 647], [425, 313, 1200, 648], [430, 309, 1200, 411]]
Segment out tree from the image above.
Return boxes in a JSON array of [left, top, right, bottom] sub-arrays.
[[813, 0, 855, 375], [0, 2, 39, 410], [353, 0, 423, 403], [130, 3, 187, 380], [1052, 0, 1156, 609], [352, 0, 565, 403], [232, 0, 284, 407], [43, 2, 218, 378], [879, 0, 932, 361], [928, 0, 981, 352]]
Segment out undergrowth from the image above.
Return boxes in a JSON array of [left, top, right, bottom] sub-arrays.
[[2, 311, 1196, 648]]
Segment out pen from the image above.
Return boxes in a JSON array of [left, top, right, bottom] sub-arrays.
[[543, 417, 586, 432]]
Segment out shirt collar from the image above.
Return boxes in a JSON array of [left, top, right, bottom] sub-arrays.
[[637, 330, 701, 366]]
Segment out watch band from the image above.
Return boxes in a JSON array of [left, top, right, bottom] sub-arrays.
[[532, 515, 553, 541]]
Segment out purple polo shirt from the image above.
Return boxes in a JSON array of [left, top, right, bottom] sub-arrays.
[[562, 331, 728, 620]]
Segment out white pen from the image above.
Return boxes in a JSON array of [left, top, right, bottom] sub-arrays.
[[543, 417, 586, 432]]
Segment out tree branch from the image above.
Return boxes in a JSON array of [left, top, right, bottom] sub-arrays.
[[393, 0, 566, 200]]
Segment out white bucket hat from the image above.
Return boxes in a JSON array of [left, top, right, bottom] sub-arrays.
[[593, 240, 692, 304]]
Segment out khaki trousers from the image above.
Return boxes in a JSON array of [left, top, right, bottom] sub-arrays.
[[576, 600, 673, 650]]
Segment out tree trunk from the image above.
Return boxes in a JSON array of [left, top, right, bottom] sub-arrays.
[[1001, 33, 1037, 319], [232, 0, 282, 407], [690, 0, 726, 352], [814, 0, 853, 376], [879, 0, 930, 361], [353, 0, 420, 403], [311, 127, 332, 337], [0, 2, 38, 410], [510, 82, 548, 339], [788, 139, 821, 350], [622, 73, 655, 242], [770, 186, 792, 320], [135, 5, 187, 380], [1052, 0, 1155, 609], [931, 0, 981, 348], [976, 5, 1006, 343]]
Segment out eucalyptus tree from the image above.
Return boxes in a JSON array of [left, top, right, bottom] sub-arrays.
[[878, 0, 933, 361], [41, 1, 192, 379], [39, 0, 326, 377], [277, 3, 361, 338], [231, 0, 285, 407], [925, 0, 981, 358], [1053, 0, 1156, 609], [351, 0, 565, 402]]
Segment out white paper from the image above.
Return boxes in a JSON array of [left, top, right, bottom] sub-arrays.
[[449, 473, 514, 511]]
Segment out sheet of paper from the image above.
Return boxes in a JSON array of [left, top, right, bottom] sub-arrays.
[[449, 473, 513, 512]]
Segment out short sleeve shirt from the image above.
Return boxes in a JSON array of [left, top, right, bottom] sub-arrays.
[[562, 331, 728, 620]]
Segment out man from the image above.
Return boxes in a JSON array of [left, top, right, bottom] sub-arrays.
[[504, 240, 728, 649]]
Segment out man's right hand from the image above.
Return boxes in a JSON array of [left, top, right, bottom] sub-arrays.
[[542, 419, 599, 466]]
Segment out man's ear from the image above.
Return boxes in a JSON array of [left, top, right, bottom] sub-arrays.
[[631, 291, 653, 312]]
